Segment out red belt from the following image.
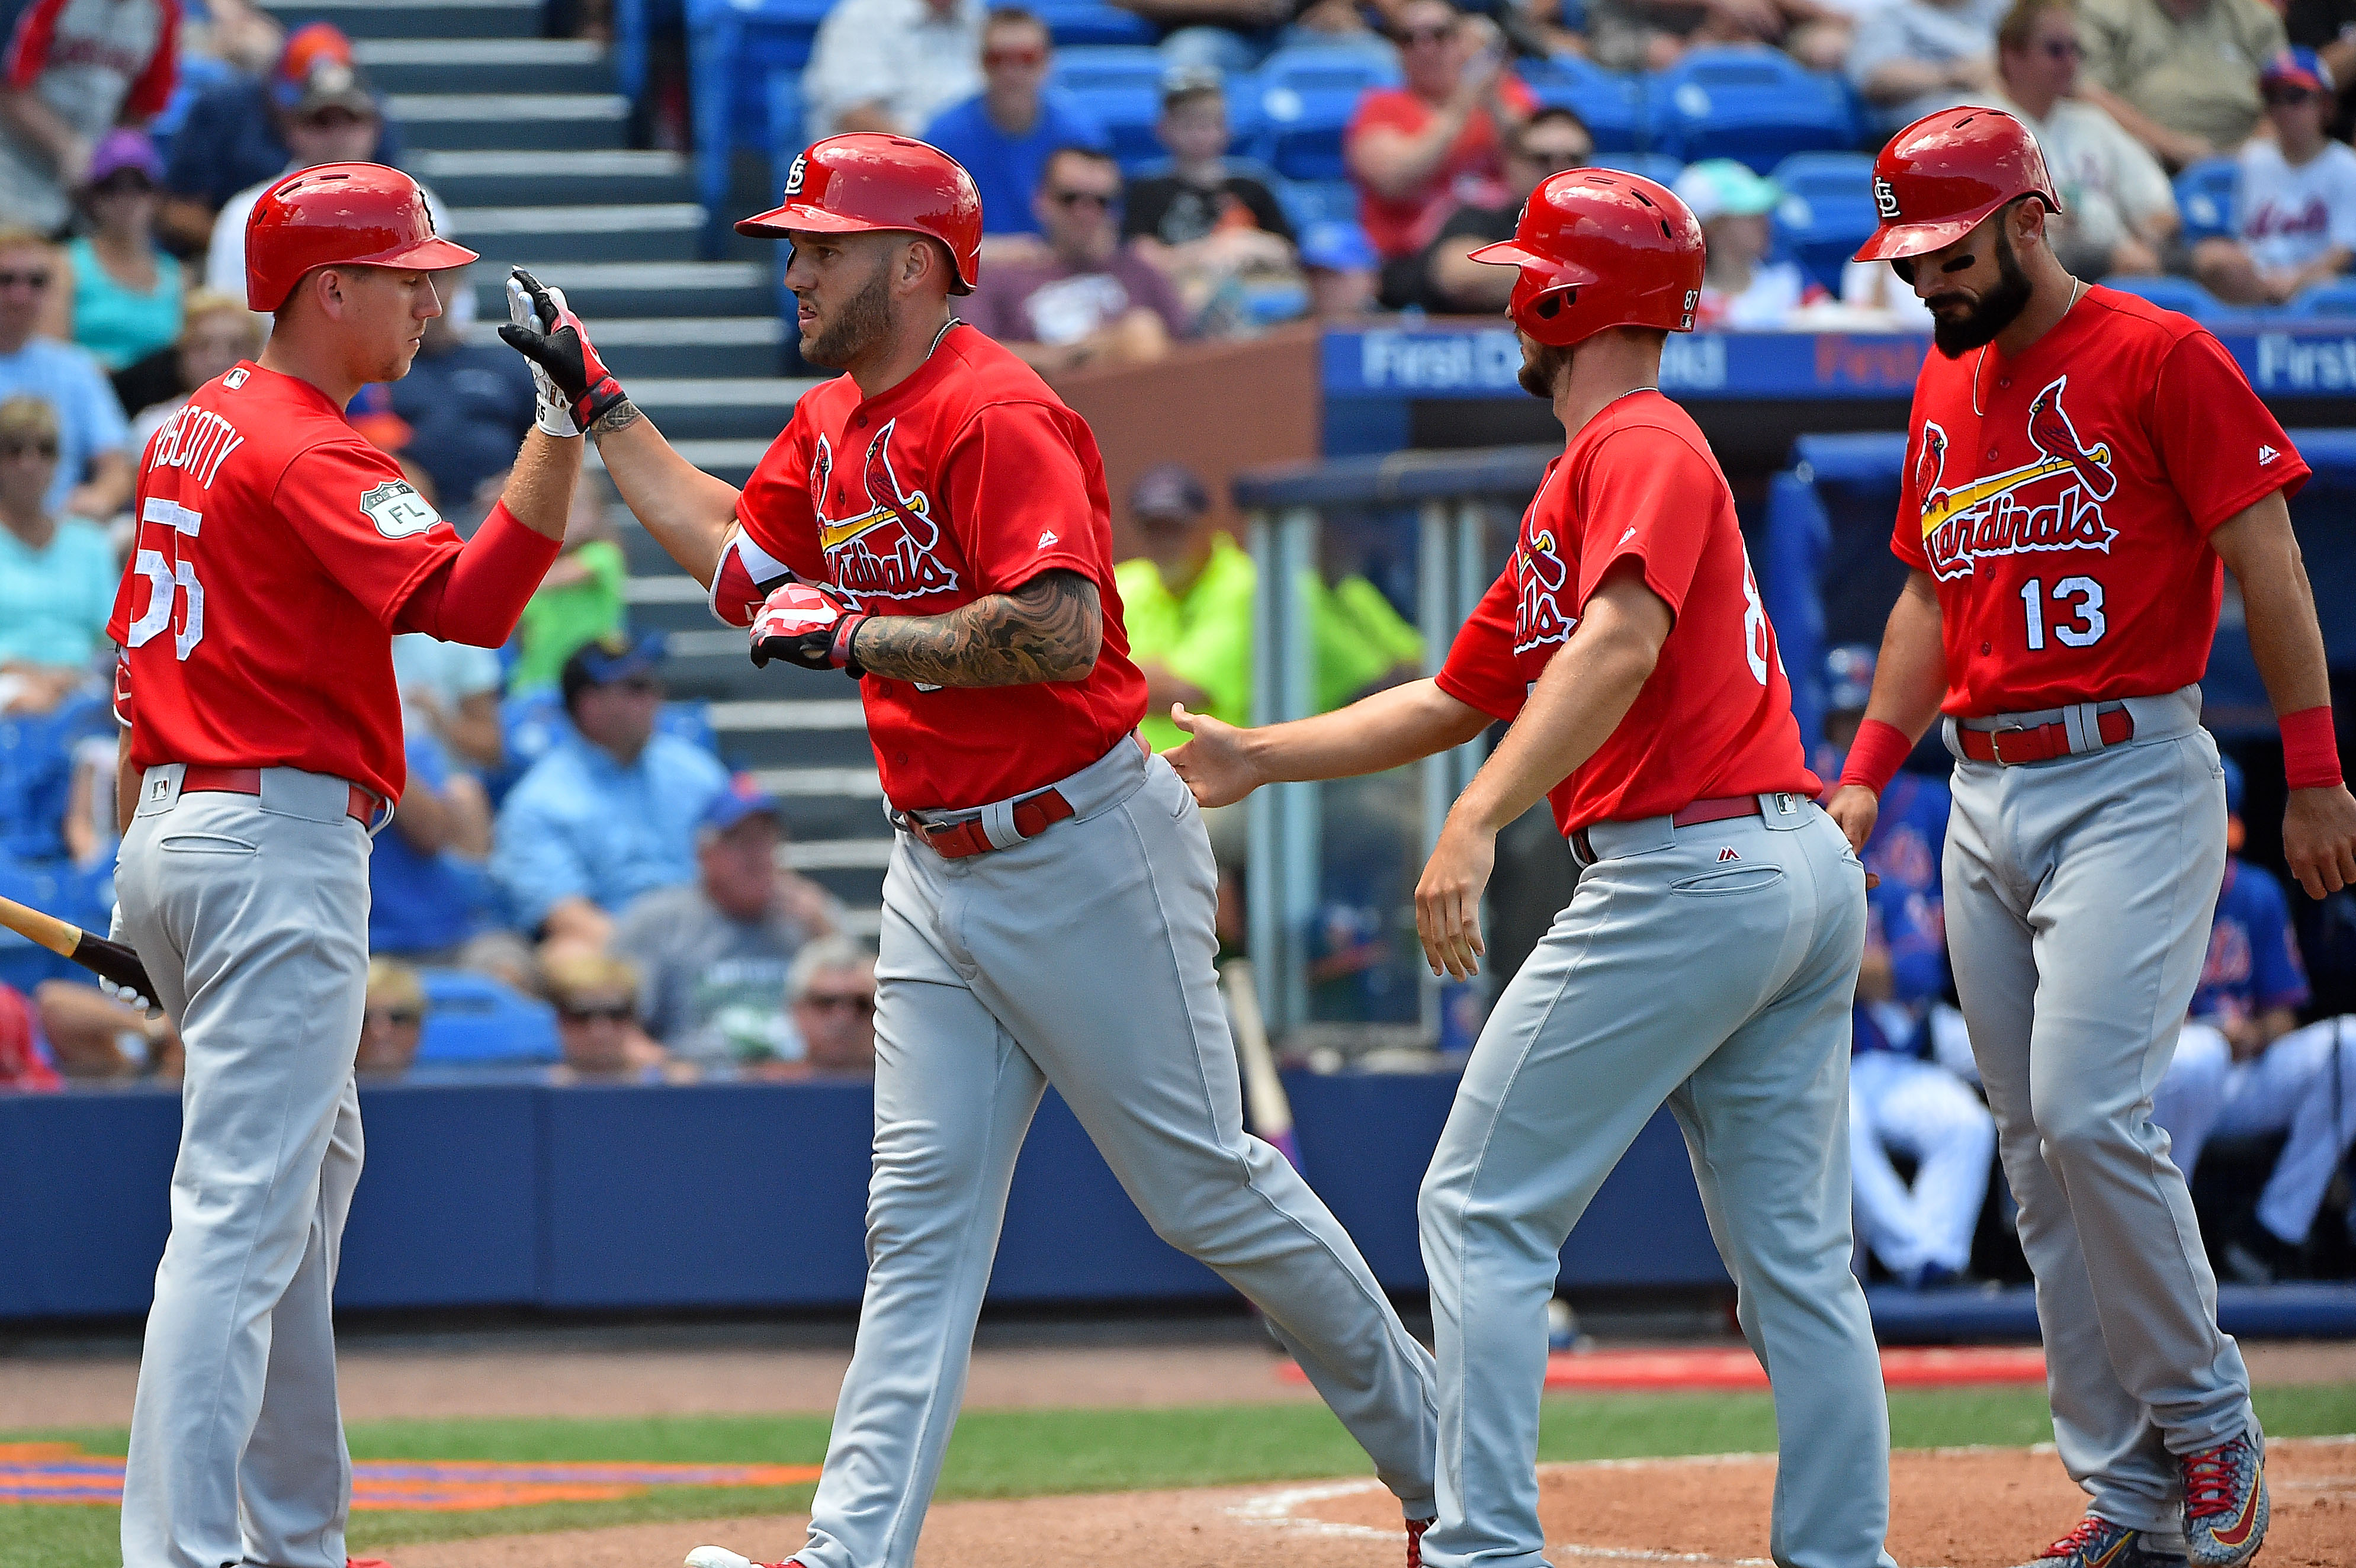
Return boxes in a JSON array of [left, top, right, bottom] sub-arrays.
[[908, 789, 1076, 860], [1571, 794, 1763, 862], [179, 765, 379, 825], [1955, 706, 2134, 766]]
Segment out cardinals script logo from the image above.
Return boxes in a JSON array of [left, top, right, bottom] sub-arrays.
[[1917, 375, 2119, 581], [1514, 527, 1575, 656], [813, 419, 961, 601]]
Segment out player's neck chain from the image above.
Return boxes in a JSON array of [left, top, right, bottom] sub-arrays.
[[1970, 277, 2084, 418]]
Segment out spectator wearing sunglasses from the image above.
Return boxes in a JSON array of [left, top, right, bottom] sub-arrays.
[[357, 960, 428, 1079], [545, 952, 688, 1084], [0, 228, 131, 523], [779, 936, 879, 1078], [490, 631, 730, 962], [2194, 47, 2356, 302], [2077, 0, 2285, 169], [923, 8, 1111, 240], [1344, 3, 1535, 264], [0, 394, 115, 715], [1993, 0, 2178, 279], [50, 129, 182, 401], [968, 144, 1190, 374]]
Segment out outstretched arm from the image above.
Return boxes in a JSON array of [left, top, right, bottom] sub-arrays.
[[1166, 679, 1492, 808], [850, 570, 1104, 687]]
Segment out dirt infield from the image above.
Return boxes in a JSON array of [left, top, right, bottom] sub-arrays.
[[8, 1339, 2355, 1428], [381, 1438, 2356, 1568]]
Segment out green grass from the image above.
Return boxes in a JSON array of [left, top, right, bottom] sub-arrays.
[[5, 1386, 2352, 1568]]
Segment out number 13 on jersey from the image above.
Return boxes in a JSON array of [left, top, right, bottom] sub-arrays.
[[2020, 575, 2106, 651]]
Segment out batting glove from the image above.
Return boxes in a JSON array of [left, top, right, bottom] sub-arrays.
[[751, 579, 871, 677], [498, 266, 628, 431], [506, 271, 579, 437]]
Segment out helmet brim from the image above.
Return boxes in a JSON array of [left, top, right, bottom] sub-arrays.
[[737, 202, 976, 294], [370, 236, 480, 272], [1465, 239, 1600, 288], [1852, 216, 1988, 263]]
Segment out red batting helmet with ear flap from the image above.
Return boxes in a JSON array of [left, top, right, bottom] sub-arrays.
[[245, 162, 479, 313], [1468, 168, 1705, 348], [1854, 105, 2060, 262], [737, 133, 984, 295]]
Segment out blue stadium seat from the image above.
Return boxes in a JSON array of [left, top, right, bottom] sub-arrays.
[[414, 970, 562, 1067], [1771, 151, 1877, 293], [2100, 273, 2224, 320], [688, 0, 833, 248], [2175, 157, 2239, 244], [0, 691, 111, 865], [1515, 56, 1645, 153], [1053, 46, 1171, 172], [1251, 47, 1401, 183], [1586, 150, 1684, 187], [2292, 277, 2356, 317], [1033, 0, 1158, 46], [1276, 176, 1361, 232], [1645, 47, 1859, 171]]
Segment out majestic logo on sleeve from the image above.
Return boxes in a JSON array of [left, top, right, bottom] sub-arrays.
[[811, 419, 961, 601], [1917, 375, 2119, 581]]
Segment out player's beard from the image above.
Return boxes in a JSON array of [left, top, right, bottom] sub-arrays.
[[801, 254, 895, 369], [1927, 223, 2033, 358], [1518, 339, 1573, 399]]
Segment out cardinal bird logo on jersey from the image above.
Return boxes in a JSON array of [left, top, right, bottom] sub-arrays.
[[1513, 526, 1575, 656], [1917, 374, 2119, 581], [811, 419, 961, 601]]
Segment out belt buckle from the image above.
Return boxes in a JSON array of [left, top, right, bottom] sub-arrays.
[[1988, 725, 2031, 766]]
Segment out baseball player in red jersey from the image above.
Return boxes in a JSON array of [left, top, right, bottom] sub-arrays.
[[1832, 108, 2356, 1568], [111, 163, 579, 1568], [497, 133, 1442, 1568], [1170, 171, 1893, 1568]]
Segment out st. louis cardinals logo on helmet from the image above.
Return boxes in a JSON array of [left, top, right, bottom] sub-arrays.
[[1917, 375, 2120, 581], [813, 419, 961, 600], [1873, 176, 1900, 220]]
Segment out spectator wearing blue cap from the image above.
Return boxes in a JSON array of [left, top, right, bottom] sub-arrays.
[[490, 632, 730, 958], [2195, 47, 2356, 303], [614, 774, 846, 1070]]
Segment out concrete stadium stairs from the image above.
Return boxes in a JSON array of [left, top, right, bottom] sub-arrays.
[[265, 0, 891, 923]]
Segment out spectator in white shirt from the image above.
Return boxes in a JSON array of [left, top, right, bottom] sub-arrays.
[[2195, 47, 2356, 303], [1677, 159, 1827, 328], [801, 0, 984, 140], [1995, 0, 2179, 278]]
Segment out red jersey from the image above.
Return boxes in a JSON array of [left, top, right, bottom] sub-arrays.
[[1436, 392, 1817, 835], [1347, 77, 1538, 260], [1893, 286, 2307, 716], [106, 361, 468, 802], [731, 323, 1147, 812]]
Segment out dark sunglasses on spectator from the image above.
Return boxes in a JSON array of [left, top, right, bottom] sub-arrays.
[[1397, 24, 1452, 43], [0, 269, 51, 290], [2037, 38, 2081, 58], [91, 172, 153, 197], [560, 1002, 635, 1023], [368, 1008, 422, 1026], [1051, 188, 1118, 208], [2265, 85, 2319, 106], [608, 674, 663, 694], [985, 45, 1047, 65], [1520, 143, 1592, 166], [0, 440, 59, 460], [804, 991, 875, 1015]]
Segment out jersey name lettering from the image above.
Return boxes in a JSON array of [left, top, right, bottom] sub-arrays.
[[147, 404, 246, 491]]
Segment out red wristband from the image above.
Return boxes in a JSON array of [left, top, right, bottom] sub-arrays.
[[1838, 718, 1914, 796], [2281, 705, 2343, 791]]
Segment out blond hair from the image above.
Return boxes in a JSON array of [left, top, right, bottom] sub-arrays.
[[0, 226, 53, 258], [543, 952, 641, 1011], [0, 394, 60, 445], [179, 290, 265, 353], [365, 958, 427, 1014]]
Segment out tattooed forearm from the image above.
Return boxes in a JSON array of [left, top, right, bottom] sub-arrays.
[[852, 570, 1103, 687], [589, 399, 644, 438]]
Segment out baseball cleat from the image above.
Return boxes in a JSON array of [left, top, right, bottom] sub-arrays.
[[684, 1548, 799, 1568], [2011, 1515, 2188, 1568], [2181, 1431, 2267, 1567], [1407, 1514, 1431, 1567]]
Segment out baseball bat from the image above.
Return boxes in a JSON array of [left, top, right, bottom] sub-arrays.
[[1222, 959, 1303, 1172], [0, 894, 158, 1000]]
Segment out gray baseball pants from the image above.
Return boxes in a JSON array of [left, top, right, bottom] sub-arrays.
[[796, 736, 1439, 1568], [115, 764, 373, 1568], [1941, 687, 2256, 1535], [1417, 796, 1892, 1568]]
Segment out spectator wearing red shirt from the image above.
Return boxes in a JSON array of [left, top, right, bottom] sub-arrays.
[[1345, 2, 1534, 265], [0, 0, 178, 234]]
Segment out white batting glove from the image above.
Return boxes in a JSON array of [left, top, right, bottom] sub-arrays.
[[508, 271, 582, 438]]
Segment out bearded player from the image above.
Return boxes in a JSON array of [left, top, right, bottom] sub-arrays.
[[1832, 107, 2356, 1568], [499, 133, 1440, 1568], [114, 165, 577, 1568], [1169, 169, 1893, 1568]]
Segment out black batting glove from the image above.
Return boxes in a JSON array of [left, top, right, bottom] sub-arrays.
[[497, 266, 629, 430]]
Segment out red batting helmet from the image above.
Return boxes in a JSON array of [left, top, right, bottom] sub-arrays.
[[1468, 168, 1704, 348], [1853, 105, 2060, 263], [245, 162, 478, 312], [737, 134, 983, 295]]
